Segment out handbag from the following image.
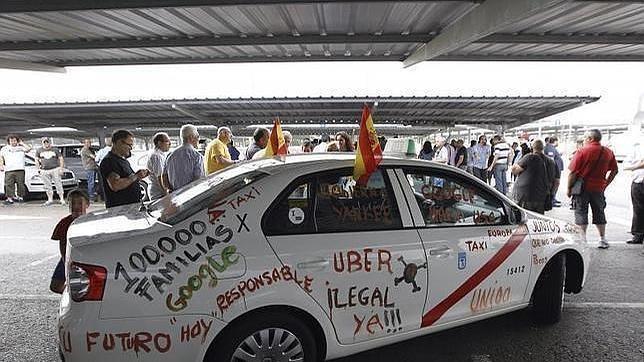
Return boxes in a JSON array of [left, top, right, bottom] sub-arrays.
[[571, 147, 604, 196], [570, 179, 584, 196]]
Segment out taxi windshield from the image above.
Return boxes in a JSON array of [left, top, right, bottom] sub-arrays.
[[147, 160, 275, 225]]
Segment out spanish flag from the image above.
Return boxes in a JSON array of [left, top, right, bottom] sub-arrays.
[[353, 104, 383, 184], [265, 117, 287, 157]]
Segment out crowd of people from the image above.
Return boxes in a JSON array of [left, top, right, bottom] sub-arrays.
[[1, 125, 643, 297], [418, 129, 644, 251], [419, 134, 566, 201], [95, 126, 365, 209], [2, 126, 642, 255]]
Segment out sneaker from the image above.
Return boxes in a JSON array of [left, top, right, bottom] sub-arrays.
[[3, 198, 15, 205], [626, 237, 643, 244], [42, 200, 54, 206], [60, 200, 66, 206], [15, 197, 24, 203], [598, 240, 610, 249]]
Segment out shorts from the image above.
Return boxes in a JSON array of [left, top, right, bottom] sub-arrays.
[[574, 190, 607, 225], [51, 258, 65, 282]]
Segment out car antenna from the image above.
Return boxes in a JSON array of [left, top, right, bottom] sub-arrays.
[[139, 199, 151, 225]]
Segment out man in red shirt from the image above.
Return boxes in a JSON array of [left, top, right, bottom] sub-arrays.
[[567, 129, 618, 249]]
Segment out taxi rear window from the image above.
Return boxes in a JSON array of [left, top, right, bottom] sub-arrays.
[[148, 166, 269, 225], [263, 168, 402, 235]]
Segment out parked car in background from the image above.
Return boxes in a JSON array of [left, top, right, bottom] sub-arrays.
[[0, 154, 78, 199], [59, 154, 588, 361], [55, 144, 100, 182]]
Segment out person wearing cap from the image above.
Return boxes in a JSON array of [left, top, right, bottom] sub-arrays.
[[204, 126, 236, 175], [35, 137, 66, 206], [0, 134, 32, 205]]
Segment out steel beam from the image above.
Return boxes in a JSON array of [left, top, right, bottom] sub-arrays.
[[436, 54, 644, 61], [47, 54, 403, 67], [0, 112, 55, 127], [505, 101, 586, 129], [403, 0, 568, 67], [66, 115, 520, 124], [479, 33, 644, 45], [0, 58, 66, 73], [171, 104, 211, 123], [0, 1, 478, 13], [0, 97, 598, 110], [0, 34, 430, 51]]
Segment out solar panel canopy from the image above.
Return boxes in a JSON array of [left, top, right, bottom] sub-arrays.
[[0, 0, 642, 71], [0, 96, 599, 137]]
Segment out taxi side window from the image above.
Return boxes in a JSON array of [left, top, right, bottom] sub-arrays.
[[404, 170, 507, 227], [315, 169, 402, 233], [264, 179, 315, 235]]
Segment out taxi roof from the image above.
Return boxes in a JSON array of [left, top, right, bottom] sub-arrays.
[[250, 152, 456, 175]]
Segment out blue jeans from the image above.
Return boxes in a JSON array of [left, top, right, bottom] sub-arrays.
[[493, 164, 508, 195], [87, 170, 97, 198]]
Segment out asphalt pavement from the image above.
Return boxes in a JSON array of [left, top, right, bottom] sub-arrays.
[[0, 170, 642, 362]]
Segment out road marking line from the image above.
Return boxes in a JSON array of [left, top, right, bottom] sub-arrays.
[[565, 302, 644, 309], [28, 254, 59, 267], [0, 294, 60, 301]]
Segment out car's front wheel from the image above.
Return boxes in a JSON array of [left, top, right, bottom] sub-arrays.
[[208, 312, 318, 362], [531, 253, 566, 324]]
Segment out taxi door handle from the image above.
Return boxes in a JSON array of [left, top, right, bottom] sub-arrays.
[[297, 259, 329, 270], [429, 246, 451, 257]]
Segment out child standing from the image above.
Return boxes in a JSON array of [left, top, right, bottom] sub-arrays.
[[50, 189, 89, 294]]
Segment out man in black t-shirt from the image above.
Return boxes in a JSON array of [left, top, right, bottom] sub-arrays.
[[99, 130, 149, 208]]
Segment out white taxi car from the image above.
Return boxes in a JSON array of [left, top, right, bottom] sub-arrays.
[[58, 154, 588, 362]]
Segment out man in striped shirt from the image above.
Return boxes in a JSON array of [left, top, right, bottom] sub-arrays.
[[487, 135, 511, 195]]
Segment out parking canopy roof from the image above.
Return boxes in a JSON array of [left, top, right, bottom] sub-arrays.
[[0, 95, 599, 137], [0, 1, 642, 72]]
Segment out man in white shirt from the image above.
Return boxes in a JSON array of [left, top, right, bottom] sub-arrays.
[[433, 137, 449, 164], [147, 132, 171, 201], [313, 134, 331, 153], [0, 134, 32, 204], [488, 135, 511, 195], [624, 141, 644, 245]]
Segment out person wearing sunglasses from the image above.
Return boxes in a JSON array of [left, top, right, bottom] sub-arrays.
[[99, 129, 149, 208]]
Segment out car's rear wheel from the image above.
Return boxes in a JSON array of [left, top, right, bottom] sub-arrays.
[[531, 253, 566, 324], [208, 312, 317, 362]]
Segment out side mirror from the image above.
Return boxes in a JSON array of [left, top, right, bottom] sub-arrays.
[[513, 206, 526, 224]]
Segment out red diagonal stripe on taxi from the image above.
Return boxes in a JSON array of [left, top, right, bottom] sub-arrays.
[[421, 225, 528, 328]]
